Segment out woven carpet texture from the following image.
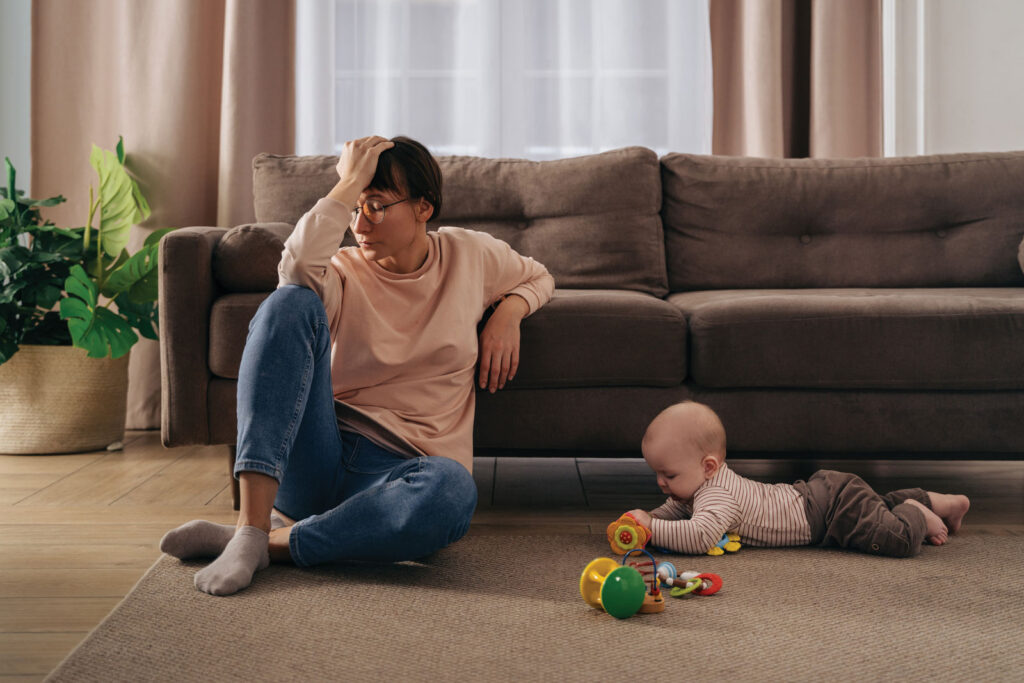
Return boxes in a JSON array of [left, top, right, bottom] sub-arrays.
[[46, 531, 1023, 682]]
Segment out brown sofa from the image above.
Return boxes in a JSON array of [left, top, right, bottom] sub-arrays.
[[159, 147, 1024, 507]]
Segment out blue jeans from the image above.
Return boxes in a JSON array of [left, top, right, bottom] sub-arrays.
[[233, 284, 478, 567]]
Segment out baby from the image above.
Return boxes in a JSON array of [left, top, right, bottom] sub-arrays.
[[623, 401, 971, 557]]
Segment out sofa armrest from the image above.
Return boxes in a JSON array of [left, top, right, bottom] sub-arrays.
[[159, 226, 228, 446]]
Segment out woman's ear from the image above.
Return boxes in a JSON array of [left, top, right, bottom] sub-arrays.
[[414, 198, 434, 223]]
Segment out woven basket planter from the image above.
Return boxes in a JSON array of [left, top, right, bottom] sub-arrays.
[[0, 344, 129, 455]]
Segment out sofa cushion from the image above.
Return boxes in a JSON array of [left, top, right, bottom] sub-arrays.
[[208, 289, 686, 389], [253, 147, 668, 296], [661, 152, 1024, 290], [670, 288, 1024, 390], [508, 289, 685, 388], [212, 223, 293, 292]]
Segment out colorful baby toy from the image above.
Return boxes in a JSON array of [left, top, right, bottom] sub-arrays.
[[706, 532, 742, 556], [605, 512, 742, 556], [605, 512, 650, 555], [580, 552, 723, 619]]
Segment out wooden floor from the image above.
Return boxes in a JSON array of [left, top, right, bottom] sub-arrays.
[[1, 431, 1022, 680]]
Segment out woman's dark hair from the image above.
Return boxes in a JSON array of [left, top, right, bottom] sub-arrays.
[[368, 136, 443, 220]]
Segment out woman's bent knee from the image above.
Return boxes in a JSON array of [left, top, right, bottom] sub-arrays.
[[254, 285, 326, 328]]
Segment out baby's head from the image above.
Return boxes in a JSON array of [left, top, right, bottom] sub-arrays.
[[641, 401, 726, 502]]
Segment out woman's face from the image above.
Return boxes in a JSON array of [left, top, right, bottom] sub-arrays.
[[351, 187, 431, 273]]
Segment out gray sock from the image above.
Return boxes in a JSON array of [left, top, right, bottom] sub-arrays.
[[194, 526, 270, 596], [160, 514, 289, 560], [160, 520, 235, 559]]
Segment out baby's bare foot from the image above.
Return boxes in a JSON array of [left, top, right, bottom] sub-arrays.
[[905, 499, 948, 545], [926, 492, 970, 534]]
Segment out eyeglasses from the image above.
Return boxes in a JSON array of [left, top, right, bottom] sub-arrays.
[[351, 197, 409, 225]]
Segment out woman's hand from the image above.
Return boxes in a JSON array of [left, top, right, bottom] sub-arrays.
[[478, 295, 530, 393], [327, 136, 395, 207]]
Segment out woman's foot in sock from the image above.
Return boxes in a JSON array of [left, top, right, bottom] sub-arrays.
[[905, 499, 949, 545], [927, 492, 971, 534], [160, 520, 235, 559], [194, 526, 270, 596]]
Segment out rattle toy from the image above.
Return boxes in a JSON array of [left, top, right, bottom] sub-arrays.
[[706, 532, 742, 555], [608, 511, 742, 557], [655, 561, 723, 597], [579, 557, 647, 619], [622, 549, 665, 613], [606, 512, 650, 555]]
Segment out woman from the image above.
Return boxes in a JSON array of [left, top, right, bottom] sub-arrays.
[[161, 136, 554, 595]]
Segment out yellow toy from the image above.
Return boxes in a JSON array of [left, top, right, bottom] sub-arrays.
[[605, 512, 651, 555], [579, 557, 648, 619], [607, 511, 742, 556], [706, 532, 742, 555]]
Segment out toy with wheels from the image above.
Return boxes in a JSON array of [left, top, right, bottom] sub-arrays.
[[579, 558, 647, 619], [606, 512, 651, 555]]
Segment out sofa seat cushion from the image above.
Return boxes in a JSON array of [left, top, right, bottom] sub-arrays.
[[670, 288, 1024, 390], [208, 289, 686, 388]]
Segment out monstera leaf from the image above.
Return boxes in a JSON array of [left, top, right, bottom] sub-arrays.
[[90, 138, 151, 258], [59, 265, 137, 358], [99, 226, 174, 301]]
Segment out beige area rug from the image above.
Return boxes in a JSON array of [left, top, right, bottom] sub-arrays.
[[47, 530, 1023, 682]]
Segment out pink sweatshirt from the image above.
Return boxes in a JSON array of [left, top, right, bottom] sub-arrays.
[[277, 197, 555, 472]]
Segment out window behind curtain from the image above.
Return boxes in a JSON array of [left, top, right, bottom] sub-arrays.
[[296, 0, 712, 159]]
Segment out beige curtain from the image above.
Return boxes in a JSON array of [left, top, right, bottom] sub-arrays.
[[32, 0, 295, 430], [711, 0, 882, 158]]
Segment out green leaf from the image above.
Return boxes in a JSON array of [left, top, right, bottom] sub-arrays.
[[15, 195, 65, 208], [0, 197, 14, 220], [65, 265, 96, 305], [0, 280, 29, 305], [5, 157, 14, 201], [90, 144, 143, 258], [101, 247, 153, 297], [142, 226, 175, 249], [115, 297, 158, 340], [0, 245, 30, 279], [116, 136, 125, 165], [59, 264, 138, 358]]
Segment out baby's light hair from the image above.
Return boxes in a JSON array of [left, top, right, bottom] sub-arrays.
[[644, 401, 727, 462]]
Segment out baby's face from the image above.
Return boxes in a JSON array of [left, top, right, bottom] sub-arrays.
[[642, 438, 711, 503]]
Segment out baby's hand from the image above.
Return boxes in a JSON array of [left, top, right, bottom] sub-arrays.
[[627, 509, 652, 529]]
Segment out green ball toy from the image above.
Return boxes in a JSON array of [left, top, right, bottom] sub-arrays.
[[579, 558, 648, 619]]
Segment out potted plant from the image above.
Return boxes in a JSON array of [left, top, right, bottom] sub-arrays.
[[0, 137, 174, 454]]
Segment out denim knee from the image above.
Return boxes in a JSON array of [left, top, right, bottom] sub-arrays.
[[252, 284, 326, 331], [426, 457, 478, 528], [399, 457, 477, 551]]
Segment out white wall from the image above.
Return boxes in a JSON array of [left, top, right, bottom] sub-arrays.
[[0, 0, 33, 192], [886, 0, 1024, 156]]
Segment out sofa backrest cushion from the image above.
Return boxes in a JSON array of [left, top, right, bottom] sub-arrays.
[[212, 223, 292, 292], [253, 147, 668, 296], [661, 151, 1024, 290]]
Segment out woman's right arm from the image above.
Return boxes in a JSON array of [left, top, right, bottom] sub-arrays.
[[277, 136, 395, 298]]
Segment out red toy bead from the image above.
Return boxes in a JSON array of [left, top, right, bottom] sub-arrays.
[[693, 573, 723, 596]]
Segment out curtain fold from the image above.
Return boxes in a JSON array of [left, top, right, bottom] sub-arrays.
[[32, 0, 295, 430], [710, 0, 882, 158]]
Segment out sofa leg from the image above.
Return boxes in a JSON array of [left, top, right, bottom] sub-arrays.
[[228, 444, 239, 511]]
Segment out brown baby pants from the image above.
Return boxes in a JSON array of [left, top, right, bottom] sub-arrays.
[[792, 470, 931, 558]]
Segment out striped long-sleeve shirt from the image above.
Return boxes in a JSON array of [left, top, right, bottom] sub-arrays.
[[648, 463, 812, 554]]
